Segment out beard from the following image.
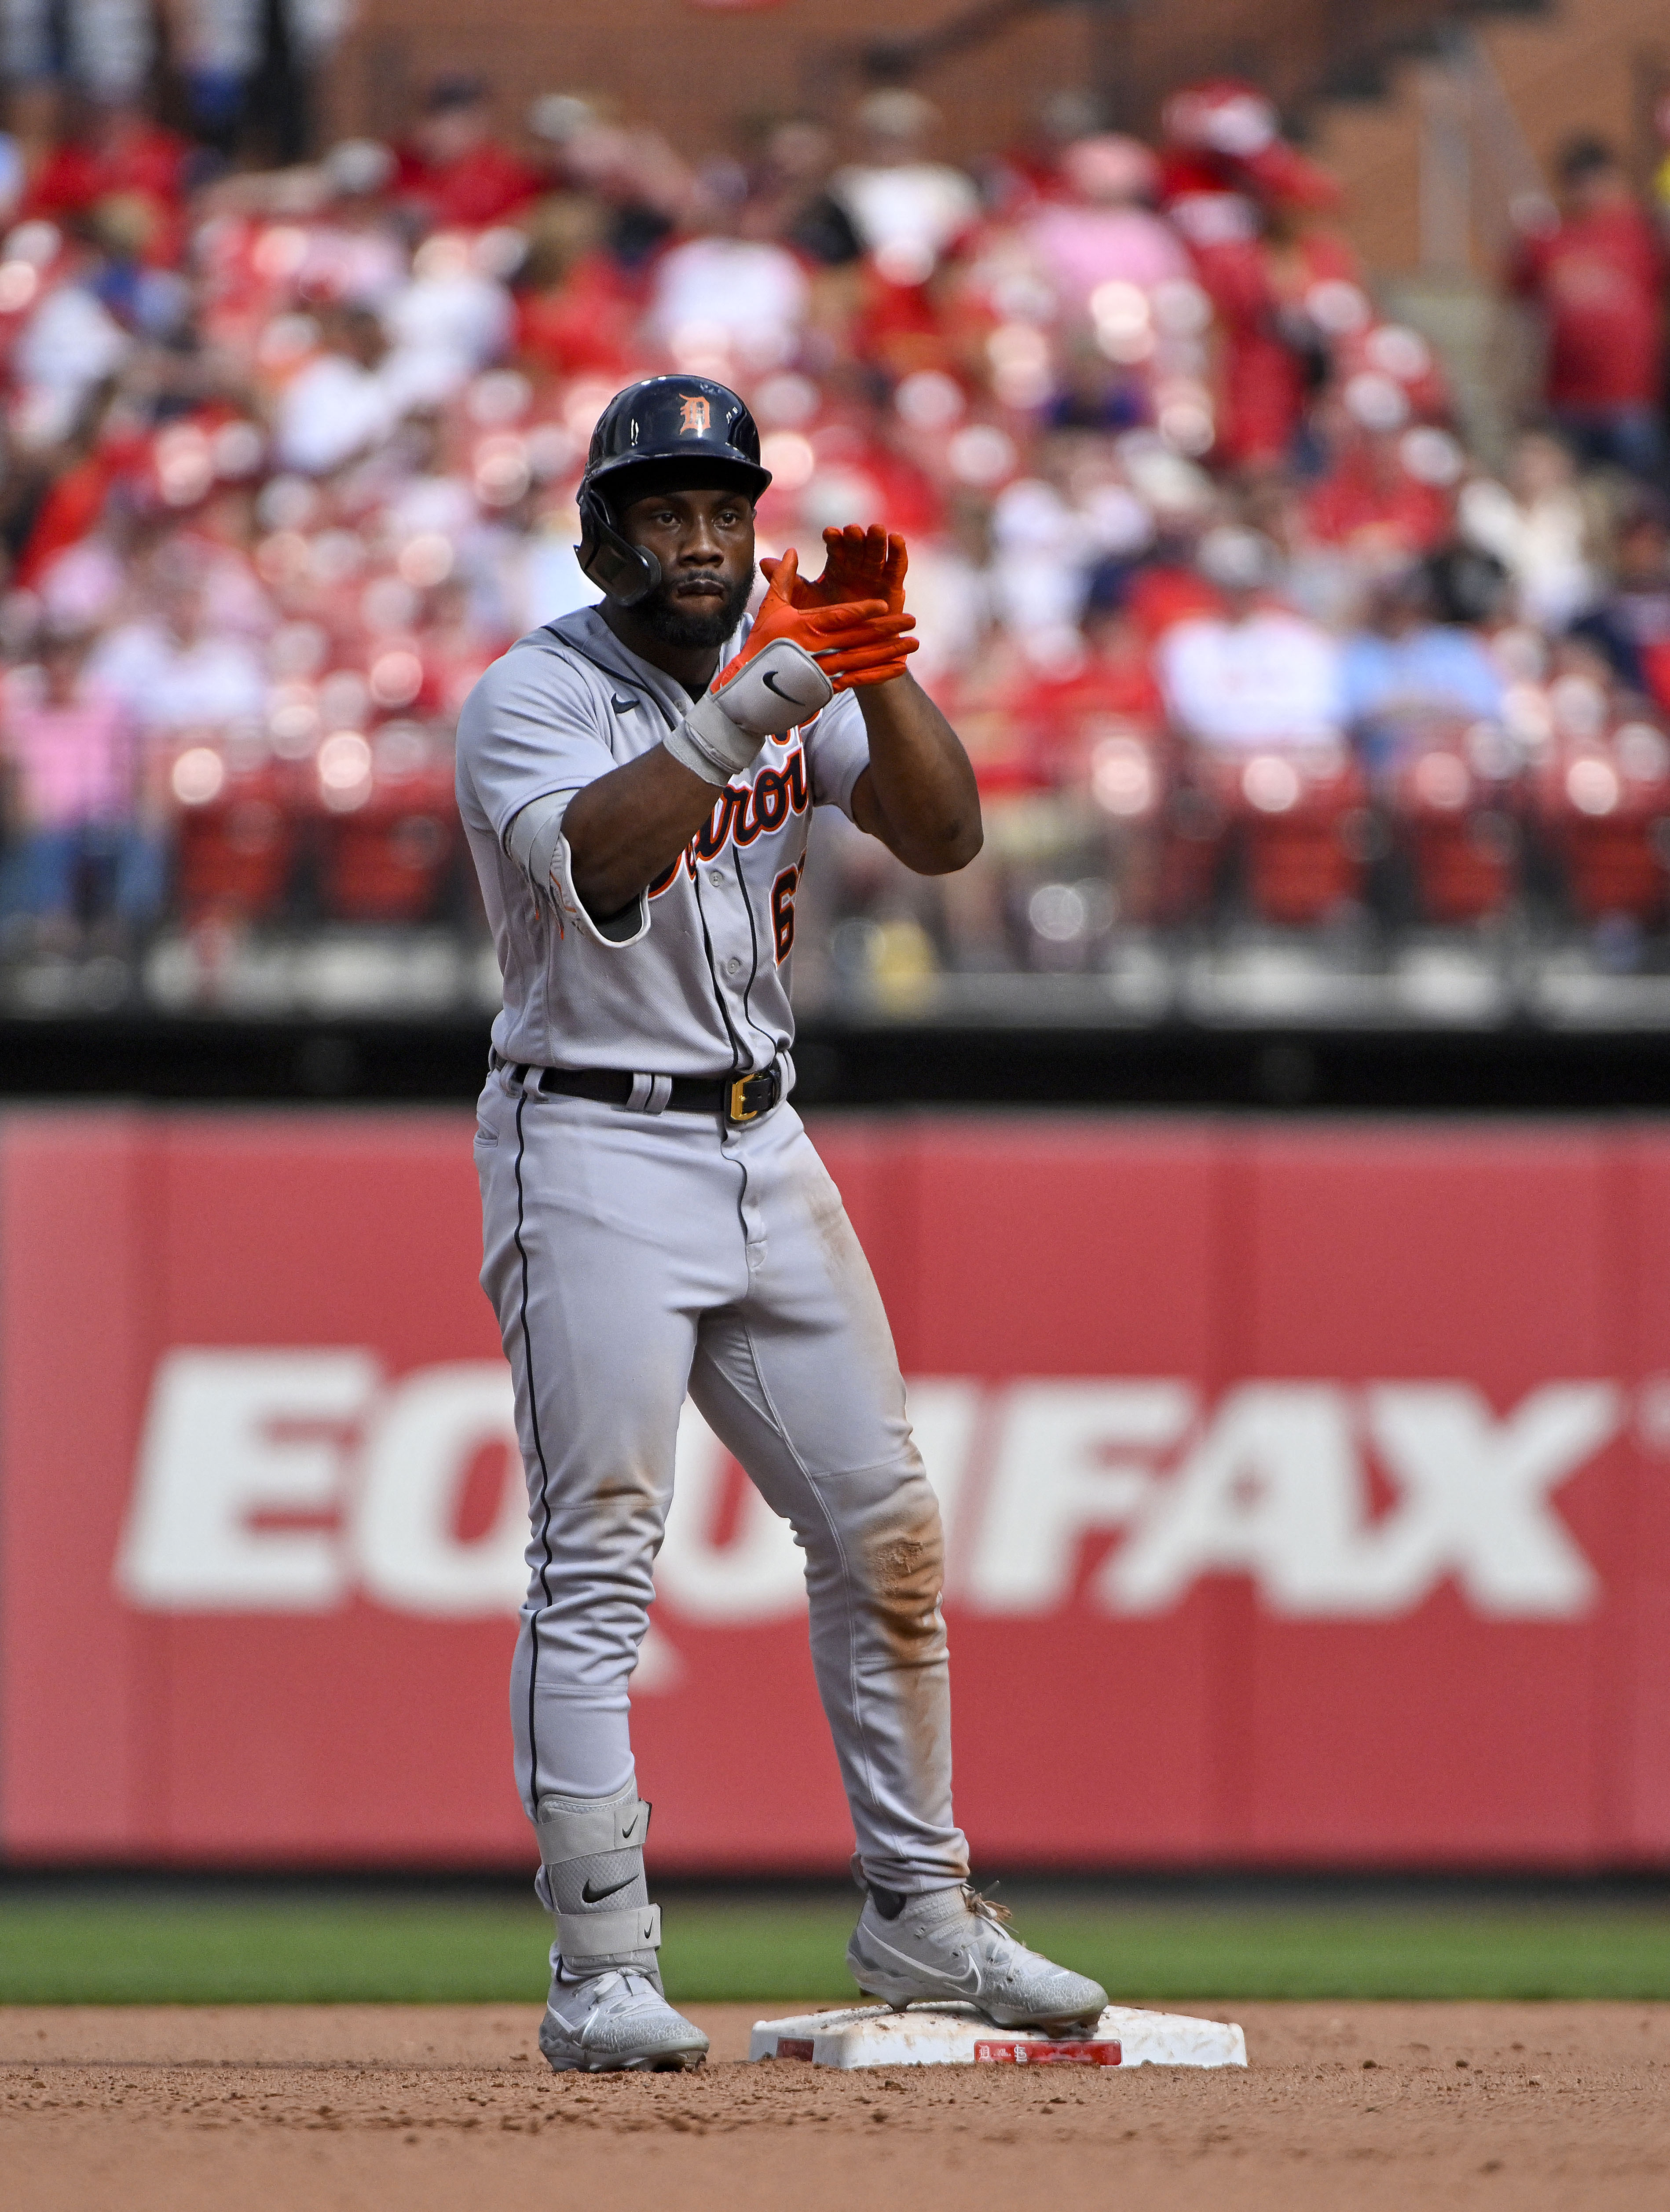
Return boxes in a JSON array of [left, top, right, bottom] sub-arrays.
[[636, 566, 755, 652]]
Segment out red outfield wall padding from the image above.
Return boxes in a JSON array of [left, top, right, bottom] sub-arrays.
[[2, 1106, 1667, 1870]]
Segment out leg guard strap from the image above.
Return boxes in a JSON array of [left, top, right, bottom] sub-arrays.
[[557, 1902, 662, 1966], [535, 1789, 649, 1864]]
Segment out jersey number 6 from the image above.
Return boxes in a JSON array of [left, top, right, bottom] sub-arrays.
[[771, 865, 801, 964]]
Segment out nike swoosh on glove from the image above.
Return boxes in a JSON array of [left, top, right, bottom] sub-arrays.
[[723, 546, 914, 693]]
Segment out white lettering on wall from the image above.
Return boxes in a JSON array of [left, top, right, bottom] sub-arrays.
[[115, 1354, 1625, 1633], [118, 1348, 378, 1610], [1110, 1384, 1369, 1617], [970, 1381, 1195, 1612], [1358, 1383, 1619, 1618]]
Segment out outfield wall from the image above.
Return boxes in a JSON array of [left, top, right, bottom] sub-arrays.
[[3, 1106, 1669, 1871]]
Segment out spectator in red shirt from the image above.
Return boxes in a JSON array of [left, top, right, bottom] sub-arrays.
[[1126, 547, 1223, 641], [1019, 566, 1166, 787], [23, 98, 190, 261], [1159, 80, 1355, 474], [514, 202, 641, 385], [1303, 421, 1452, 563], [1512, 136, 1666, 481], [394, 79, 540, 233]]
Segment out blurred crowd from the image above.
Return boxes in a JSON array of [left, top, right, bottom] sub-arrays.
[[4, 53, 1670, 999]]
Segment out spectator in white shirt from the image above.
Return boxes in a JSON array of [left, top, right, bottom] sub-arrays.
[[88, 568, 264, 735], [1158, 525, 1345, 749], [1458, 429, 1598, 633], [646, 209, 810, 375], [275, 304, 399, 476], [830, 88, 979, 286], [381, 229, 513, 410], [12, 273, 131, 449]]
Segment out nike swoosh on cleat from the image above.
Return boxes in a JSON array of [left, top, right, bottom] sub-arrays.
[[866, 1929, 982, 1994], [581, 1875, 638, 1903]]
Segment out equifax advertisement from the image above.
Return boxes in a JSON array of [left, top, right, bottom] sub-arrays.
[[4, 1109, 1670, 1869]]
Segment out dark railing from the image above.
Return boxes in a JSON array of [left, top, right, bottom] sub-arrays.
[[853, 0, 1551, 134]]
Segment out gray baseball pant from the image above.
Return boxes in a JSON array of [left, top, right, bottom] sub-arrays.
[[474, 1067, 971, 1896]]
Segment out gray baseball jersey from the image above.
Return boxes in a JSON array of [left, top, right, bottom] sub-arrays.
[[456, 605, 872, 1077], [460, 604, 969, 1906]]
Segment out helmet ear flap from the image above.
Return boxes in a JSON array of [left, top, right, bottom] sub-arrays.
[[576, 484, 662, 606]]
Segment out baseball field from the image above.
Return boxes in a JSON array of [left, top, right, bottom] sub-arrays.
[[4, 1885, 1669, 2208]]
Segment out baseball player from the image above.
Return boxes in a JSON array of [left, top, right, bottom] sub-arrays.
[[457, 375, 1107, 2073]]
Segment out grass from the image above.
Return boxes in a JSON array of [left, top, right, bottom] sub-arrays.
[[5, 1886, 1670, 2005]]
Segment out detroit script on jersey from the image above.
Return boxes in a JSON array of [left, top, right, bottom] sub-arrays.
[[647, 740, 810, 965], [648, 743, 810, 894]]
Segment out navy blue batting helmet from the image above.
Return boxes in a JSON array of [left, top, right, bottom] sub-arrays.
[[576, 376, 772, 604]]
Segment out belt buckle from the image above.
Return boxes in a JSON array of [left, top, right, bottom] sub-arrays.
[[726, 1065, 780, 1126]]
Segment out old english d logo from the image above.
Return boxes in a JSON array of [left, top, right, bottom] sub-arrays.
[[679, 393, 712, 436]]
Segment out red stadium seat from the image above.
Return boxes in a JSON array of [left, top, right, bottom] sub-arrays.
[[168, 738, 297, 923], [1052, 712, 1184, 927], [313, 723, 460, 924], [1534, 721, 1670, 926], [1393, 731, 1517, 925], [1209, 744, 1368, 927]]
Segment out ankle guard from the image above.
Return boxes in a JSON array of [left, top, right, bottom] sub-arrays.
[[535, 1783, 660, 1973]]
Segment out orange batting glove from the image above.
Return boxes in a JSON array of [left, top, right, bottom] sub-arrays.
[[670, 550, 916, 782], [762, 526, 909, 618], [736, 546, 916, 693], [759, 530, 916, 688]]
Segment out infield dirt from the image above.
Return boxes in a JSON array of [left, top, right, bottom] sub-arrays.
[[4, 2000, 1667, 2209]]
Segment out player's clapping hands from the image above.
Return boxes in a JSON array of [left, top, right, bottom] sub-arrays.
[[759, 528, 917, 689], [765, 526, 908, 617]]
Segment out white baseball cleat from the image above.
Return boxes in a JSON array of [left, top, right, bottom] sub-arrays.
[[847, 1884, 1108, 2031], [538, 1966, 710, 2073]]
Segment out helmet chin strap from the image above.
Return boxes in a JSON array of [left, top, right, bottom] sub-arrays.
[[576, 484, 662, 607]]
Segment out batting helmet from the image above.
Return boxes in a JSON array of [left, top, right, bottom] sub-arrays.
[[576, 375, 773, 606]]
